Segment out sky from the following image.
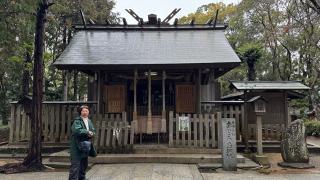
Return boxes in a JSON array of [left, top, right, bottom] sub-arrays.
[[113, 0, 241, 24]]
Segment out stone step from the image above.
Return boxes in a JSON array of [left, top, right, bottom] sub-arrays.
[[42, 158, 94, 169], [198, 158, 260, 170], [133, 145, 221, 154], [0, 144, 68, 154], [0, 153, 51, 159], [49, 150, 245, 164]]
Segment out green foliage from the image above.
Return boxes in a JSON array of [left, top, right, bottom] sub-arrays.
[[0, 0, 118, 125], [181, 1, 319, 112], [179, 2, 237, 24], [304, 120, 320, 137], [236, 43, 263, 80], [236, 43, 263, 64]]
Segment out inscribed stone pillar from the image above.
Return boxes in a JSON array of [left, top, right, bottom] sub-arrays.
[[222, 118, 237, 171]]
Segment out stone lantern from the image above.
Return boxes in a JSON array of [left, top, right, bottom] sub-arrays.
[[248, 96, 269, 165], [254, 99, 266, 115]]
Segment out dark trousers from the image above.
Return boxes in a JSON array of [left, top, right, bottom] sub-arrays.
[[69, 157, 88, 180]]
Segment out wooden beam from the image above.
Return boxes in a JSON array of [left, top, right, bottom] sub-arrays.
[[134, 70, 137, 113], [147, 70, 152, 134], [122, 18, 127, 26], [157, 18, 161, 27], [213, 9, 219, 28], [198, 69, 201, 113], [80, 9, 86, 29], [190, 17, 195, 26], [96, 71, 102, 114], [243, 90, 249, 152], [125, 9, 142, 23], [115, 74, 184, 80], [88, 18, 95, 25], [174, 18, 179, 27], [162, 70, 166, 112], [148, 70, 151, 113], [161, 70, 167, 133], [138, 18, 144, 27], [206, 18, 213, 25], [133, 69, 138, 131], [162, 8, 181, 24], [105, 19, 111, 25], [284, 90, 288, 127]]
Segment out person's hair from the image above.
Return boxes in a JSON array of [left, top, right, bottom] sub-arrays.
[[78, 105, 89, 115]]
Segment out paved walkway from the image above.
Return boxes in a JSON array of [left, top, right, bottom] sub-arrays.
[[202, 170, 320, 180], [307, 136, 320, 146], [1, 163, 320, 180]]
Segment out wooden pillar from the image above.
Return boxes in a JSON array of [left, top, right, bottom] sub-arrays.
[[217, 111, 222, 149], [87, 76, 91, 101], [284, 90, 289, 128], [147, 70, 152, 134], [243, 90, 249, 152], [197, 69, 201, 114], [161, 70, 166, 133], [96, 71, 103, 114], [256, 115, 263, 155], [133, 69, 138, 131], [63, 71, 69, 101]]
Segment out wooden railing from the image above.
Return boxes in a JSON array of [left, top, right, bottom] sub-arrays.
[[9, 100, 286, 146], [9, 101, 97, 143], [168, 111, 220, 148], [202, 101, 244, 141], [201, 101, 285, 142], [9, 101, 135, 151], [93, 113, 135, 153], [248, 124, 285, 141]]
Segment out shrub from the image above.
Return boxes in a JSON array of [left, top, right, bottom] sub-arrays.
[[304, 120, 320, 137]]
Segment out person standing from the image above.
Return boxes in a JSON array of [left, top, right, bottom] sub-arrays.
[[69, 105, 97, 180]]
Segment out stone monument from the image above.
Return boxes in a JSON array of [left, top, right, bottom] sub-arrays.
[[221, 118, 237, 171], [279, 119, 314, 169]]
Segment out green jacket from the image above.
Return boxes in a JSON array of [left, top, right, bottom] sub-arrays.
[[70, 116, 97, 160]]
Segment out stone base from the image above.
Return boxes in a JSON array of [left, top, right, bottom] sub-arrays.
[[278, 162, 315, 169], [253, 154, 270, 166]]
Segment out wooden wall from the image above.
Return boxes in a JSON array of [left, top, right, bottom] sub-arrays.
[[247, 92, 286, 124]]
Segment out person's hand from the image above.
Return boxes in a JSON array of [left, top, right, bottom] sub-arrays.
[[88, 131, 94, 137]]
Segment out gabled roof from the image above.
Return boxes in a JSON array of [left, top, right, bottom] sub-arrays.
[[247, 96, 268, 103], [230, 81, 310, 90], [221, 91, 306, 100], [53, 25, 241, 71]]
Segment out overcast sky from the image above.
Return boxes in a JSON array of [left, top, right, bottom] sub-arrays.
[[113, 0, 241, 24]]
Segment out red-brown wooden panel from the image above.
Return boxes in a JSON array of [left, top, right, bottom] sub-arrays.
[[105, 85, 126, 113], [176, 85, 196, 113]]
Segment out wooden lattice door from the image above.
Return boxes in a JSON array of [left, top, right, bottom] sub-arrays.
[[104, 85, 126, 113], [175, 85, 196, 113]]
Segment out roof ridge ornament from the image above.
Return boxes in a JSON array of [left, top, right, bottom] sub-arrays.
[[162, 8, 181, 24], [125, 9, 142, 23], [80, 9, 86, 29], [189, 17, 195, 26], [213, 9, 219, 28]]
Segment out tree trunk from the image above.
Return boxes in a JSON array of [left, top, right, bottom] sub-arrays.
[[22, 51, 31, 97], [247, 62, 256, 81], [62, 16, 68, 101], [0, 0, 52, 174], [23, 0, 51, 170]]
